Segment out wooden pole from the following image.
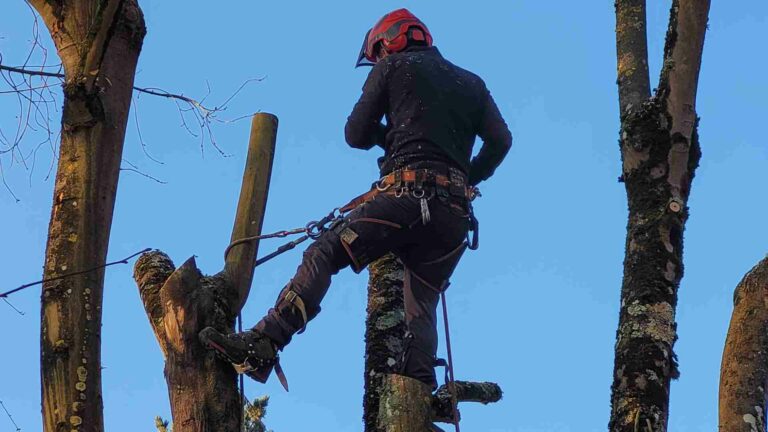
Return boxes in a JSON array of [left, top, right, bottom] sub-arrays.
[[225, 113, 278, 312]]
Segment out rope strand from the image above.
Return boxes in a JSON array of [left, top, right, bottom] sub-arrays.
[[441, 291, 461, 432]]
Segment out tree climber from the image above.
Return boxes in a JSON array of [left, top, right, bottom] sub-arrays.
[[200, 8, 512, 391]]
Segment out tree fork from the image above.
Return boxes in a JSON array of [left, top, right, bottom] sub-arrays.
[[609, 1, 710, 431], [33, 0, 146, 431], [719, 257, 768, 431], [134, 114, 277, 432]]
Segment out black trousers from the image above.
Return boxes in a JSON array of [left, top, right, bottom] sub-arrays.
[[254, 189, 469, 388]]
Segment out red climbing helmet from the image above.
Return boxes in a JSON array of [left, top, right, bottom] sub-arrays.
[[355, 8, 433, 67]]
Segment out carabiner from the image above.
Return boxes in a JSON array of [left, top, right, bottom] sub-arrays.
[[376, 178, 391, 192], [305, 220, 323, 239]]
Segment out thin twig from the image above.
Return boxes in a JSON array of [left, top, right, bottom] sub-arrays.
[[0, 65, 264, 115], [1, 64, 261, 157], [0, 157, 20, 202], [2, 298, 25, 316], [121, 158, 167, 184], [0, 400, 22, 431], [131, 95, 164, 165], [0, 64, 61, 78], [0, 248, 151, 299]]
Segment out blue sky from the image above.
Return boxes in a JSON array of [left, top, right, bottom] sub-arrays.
[[1, 1, 767, 431]]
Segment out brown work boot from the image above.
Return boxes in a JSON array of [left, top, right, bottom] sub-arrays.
[[199, 327, 278, 384]]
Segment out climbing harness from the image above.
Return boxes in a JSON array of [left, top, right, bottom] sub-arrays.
[[224, 168, 480, 269], [224, 168, 480, 431]]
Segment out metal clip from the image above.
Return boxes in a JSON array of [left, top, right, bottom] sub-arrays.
[[376, 177, 391, 191], [233, 359, 255, 374]]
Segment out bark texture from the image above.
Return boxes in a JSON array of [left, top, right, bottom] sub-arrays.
[[134, 114, 277, 432], [377, 374, 434, 432], [615, 0, 650, 113], [719, 257, 768, 432], [135, 253, 242, 432], [609, 1, 710, 431], [365, 254, 407, 432], [431, 381, 502, 423], [32, 1, 146, 431]]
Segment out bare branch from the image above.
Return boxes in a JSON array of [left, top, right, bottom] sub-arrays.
[[0, 64, 62, 78], [131, 95, 164, 165], [659, 0, 710, 137], [121, 158, 167, 184], [0, 158, 20, 202], [1, 61, 262, 194], [0, 248, 151, 300], [0, 64, 263, 115], [432, 381, 503, 423], [615, 0, 651, 114], [660, 0, 710, 214]]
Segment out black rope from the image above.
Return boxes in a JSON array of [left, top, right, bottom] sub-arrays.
[[0, 248, 151, 299], [224, 228, 306, 261], [225, 208, 343, 270]]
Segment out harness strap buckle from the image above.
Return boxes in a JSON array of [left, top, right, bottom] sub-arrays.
[[393, 170, 403, 189], [282, 290, 309, 334]]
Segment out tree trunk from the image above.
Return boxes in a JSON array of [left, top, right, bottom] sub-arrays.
[[719, 257, 768, 432], [364, 255, 502, 431], [30, 1, 147, 431], [377, 374, 434, 432], [364, 254, 407, 432], [609, 1, 710, 431], [134, 114, 277, 432]]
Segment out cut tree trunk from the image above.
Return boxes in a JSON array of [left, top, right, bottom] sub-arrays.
[[365, 254, 408, 431], [134, 114, 277, 432], [364, 254, 502, 431], [30, 1, 147, 431], [609, 1, 710, 431], [719, 257, 768, 432]]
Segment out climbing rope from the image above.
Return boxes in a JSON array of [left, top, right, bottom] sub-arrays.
[[238, 312, 246, 432], [440, 290, 461, 432]]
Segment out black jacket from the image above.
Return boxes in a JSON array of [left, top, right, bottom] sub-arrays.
[[345, 46, 511, 185]]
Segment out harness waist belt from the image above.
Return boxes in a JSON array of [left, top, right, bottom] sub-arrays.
[[378, 168, 462, 189], [340, 168, 475, 213]]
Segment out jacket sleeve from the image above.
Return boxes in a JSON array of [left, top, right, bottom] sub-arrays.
[[469, 84, 512, 185], [345, 62, 388, 150]]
